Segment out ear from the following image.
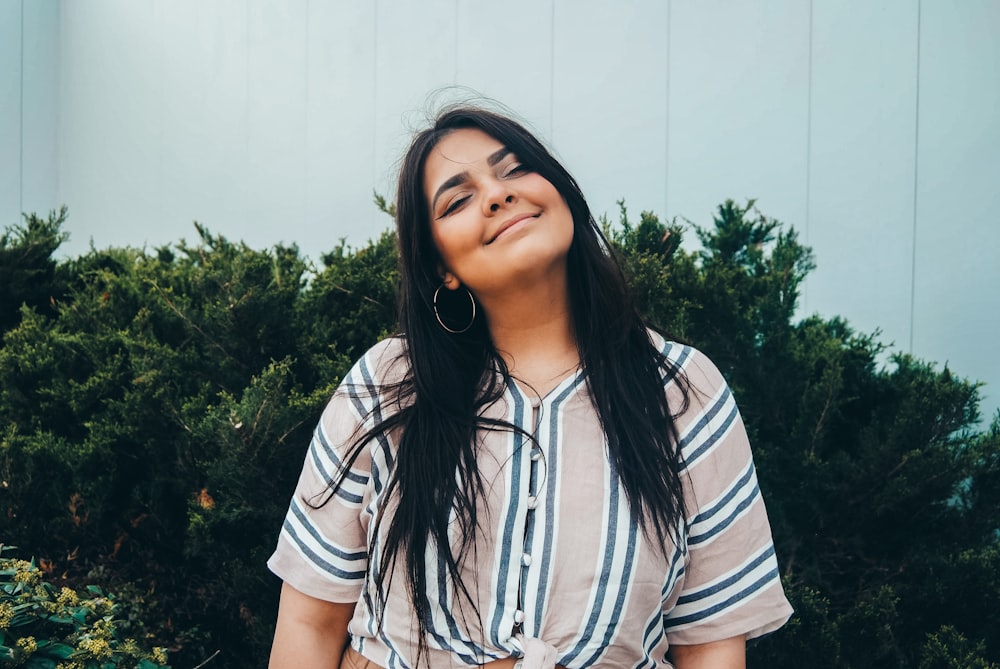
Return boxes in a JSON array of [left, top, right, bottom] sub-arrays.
[[438, 266, 461, 290]]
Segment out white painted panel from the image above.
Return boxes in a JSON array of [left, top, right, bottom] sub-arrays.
[[0, 0, 22, 225], [57, 1, 313, 256], [155, 1, 250, 248], [912, 1, 1000, 421], [243, 1, 309, 249], [454, 0, 553, 141], [20, 0, 59, 217], [373, 0, 456, 203], [54, 1, 381, 257], [804, 0, 918, 354], [666, 0, 810, 241], [304, 1, 382, 249], [58, 0, 165, 256], [20, 0, 1000, 419], [550, 0, 669, 222]]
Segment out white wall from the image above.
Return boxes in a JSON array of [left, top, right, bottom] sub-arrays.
[[807, 1, 919, 359], [911, 1, 1000, 417], [0, 0, 20, 223], [1, 0, 59, 224], [2, 0, 998, 420]]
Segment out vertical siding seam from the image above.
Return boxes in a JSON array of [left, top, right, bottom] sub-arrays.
[[245, 3, 251, 227], [156, 2, 164, 233], [305, 0, 311, 231], [805, 0, 813, 245], [55, 0, 61, 203], [804, 0, 813, 314], [19, 0, 24, 214], [909, 0, 922, 354], [373, 0, 379, 215], [664, 0, 671, 219], [549, 0, 555, 141]]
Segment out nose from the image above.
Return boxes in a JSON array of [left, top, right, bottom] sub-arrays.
[[488, 194, 515, 213], [483, 172, 516, 213]]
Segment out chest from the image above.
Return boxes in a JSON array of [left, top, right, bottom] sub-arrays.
[[363, 380, 689, 639]]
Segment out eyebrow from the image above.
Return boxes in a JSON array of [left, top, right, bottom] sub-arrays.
[[430, 146, 512, 212], [486, 146, 511, 166]]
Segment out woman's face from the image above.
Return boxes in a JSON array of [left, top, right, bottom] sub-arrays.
[[422, 128, 574, 300]]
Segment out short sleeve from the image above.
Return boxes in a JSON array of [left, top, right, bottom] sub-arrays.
[[662, 347, 793, 644], [267, 338, 404, 603]]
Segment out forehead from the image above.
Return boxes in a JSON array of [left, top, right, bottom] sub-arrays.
[[423, 128, 505, 190]]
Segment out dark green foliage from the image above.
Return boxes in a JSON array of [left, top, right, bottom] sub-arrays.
[[1, 546, 170, 667], [298, 230, 399, 385], [918, 626, 999, 669], [0, 216, 397, 668], [610, 199, 998, 668], [1, 200, 996, 668], [0, 208, 69, 334], [748, 581, 842, 668]]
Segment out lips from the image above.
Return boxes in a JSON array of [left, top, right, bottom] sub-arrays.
[[486, 212, 540, 244]]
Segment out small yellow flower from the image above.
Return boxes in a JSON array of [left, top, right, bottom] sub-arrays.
[[152, 646, 169, 665], [57, 586, 79, 606], [89, 596, 114, 615], [90, 618, 113, 638], [79, 637, 113, 660], [56, 663, 83, 669], [0, 601, 14, 629], [16, 636, 38, 654], [12, 559, 39, 585]]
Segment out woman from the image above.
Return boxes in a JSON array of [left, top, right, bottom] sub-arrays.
[[268, 105, 792, 669]]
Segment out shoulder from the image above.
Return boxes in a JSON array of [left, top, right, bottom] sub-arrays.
[[645, 329, 745, 464], [338, 336, 412, 391], [305, 337, 413, 466], [322, 336, 413, 427], [645, 328, 730, 400]]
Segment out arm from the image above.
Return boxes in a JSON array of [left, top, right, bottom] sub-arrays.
[[269, 581, 357, 669], [670, 636, 747, 669], [668, 635, 745, 669]]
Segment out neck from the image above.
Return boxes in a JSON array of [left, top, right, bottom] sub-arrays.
[[477, 274, 579, 396]]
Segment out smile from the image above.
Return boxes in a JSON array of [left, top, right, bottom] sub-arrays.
[[486, 212, 540, 245]]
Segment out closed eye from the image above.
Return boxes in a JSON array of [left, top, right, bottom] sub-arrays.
[[440, 195, 470, 218], [502, 162, 528, 178]]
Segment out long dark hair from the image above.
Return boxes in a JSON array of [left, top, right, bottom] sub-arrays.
[[326, 105, 689, 661]]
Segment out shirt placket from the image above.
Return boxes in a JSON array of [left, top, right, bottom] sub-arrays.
[[513, 394, 545, 637]]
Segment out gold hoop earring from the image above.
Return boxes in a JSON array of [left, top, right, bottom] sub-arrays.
[[433, 284, 476, 334]]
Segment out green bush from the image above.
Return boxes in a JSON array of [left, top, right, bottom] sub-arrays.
[[0, 546, 169, 668], [0, 201, 996, 668]]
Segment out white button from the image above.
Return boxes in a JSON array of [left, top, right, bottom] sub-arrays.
[[526, 496, 538, 509], [513, 610, 525, 624], [521, 553, 532, 567], [530, 448, 542, 461]]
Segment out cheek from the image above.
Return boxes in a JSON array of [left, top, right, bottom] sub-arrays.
[[555, 199, 575, 237], [430, 220, 477, 267]]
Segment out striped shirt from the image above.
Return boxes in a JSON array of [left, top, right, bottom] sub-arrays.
[[268, 334, 792, 668]]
